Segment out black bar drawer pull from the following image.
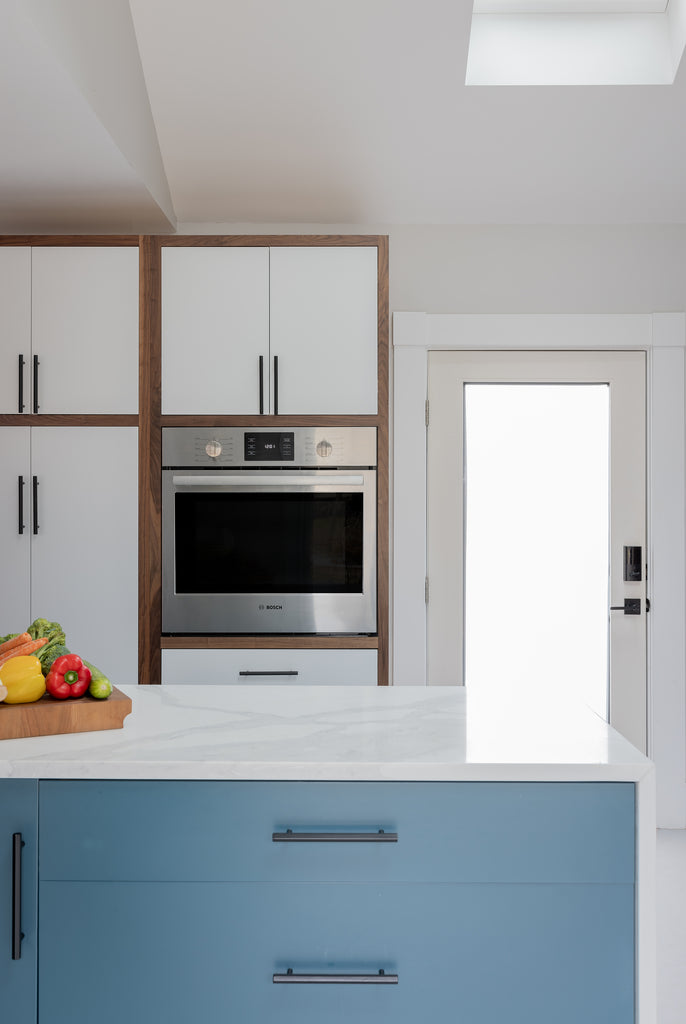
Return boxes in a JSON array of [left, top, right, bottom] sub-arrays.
[[272, 829, 398, 843], [18, 476, 25, 534], [32, 476, 39, 534], [32, 355, 39, 413], [18, 354, 25, 413], [258, 355, 264, 414], [239, 670, 298, 677], [273, 354, 279, 414], [12, 833, 25, 960], [274, 968, 398, 985]]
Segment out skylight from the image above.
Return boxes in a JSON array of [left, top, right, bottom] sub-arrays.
[[467, 0, 686, 84]]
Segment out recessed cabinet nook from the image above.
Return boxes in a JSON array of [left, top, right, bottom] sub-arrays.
[[0, 234, 389, 686]]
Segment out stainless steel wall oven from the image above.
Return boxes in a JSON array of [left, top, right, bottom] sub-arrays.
[[162, 427, 377, 635]]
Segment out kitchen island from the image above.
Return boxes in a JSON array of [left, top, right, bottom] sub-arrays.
[[1, 684, 655, 1024]]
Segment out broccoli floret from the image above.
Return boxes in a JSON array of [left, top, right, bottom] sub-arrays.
[[27, 618, 65, 644]]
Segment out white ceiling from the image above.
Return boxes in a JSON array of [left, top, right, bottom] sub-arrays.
[[2, 0, 686, 232]]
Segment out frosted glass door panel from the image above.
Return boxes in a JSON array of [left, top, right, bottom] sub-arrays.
[[464, 385, 609, 719], [427, 350, 646, 752]]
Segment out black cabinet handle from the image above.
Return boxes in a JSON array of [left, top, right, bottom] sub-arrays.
[[274, 969, 397, 985], [272, 829, 398, 843], [12, 833, 25, 961], [258, 355, 264, 414], [32, 355, 39, 413], [32, 476, 39, 534], [18, 354, 25, 413], [239, 670, 298, 677], [18, 476, 25, 535], [273, 355, 279, 414]]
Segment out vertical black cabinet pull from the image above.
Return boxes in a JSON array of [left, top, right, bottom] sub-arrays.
[[32, 476, 39, 534], [32, 355, 39, 413], [258, 355, 264, 414], [18, 476, 25, 535], [273, 354, 279, 414], [12, 833, 25, 961], [18, 354, 25, 413]]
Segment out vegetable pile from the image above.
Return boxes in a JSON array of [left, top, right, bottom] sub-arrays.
[[0, 619, 112, 705]]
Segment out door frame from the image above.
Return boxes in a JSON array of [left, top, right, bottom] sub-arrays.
[[392, 311, 686, 828]]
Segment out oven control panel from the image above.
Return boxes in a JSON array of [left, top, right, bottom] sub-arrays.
[[162, 427, 377, 468]]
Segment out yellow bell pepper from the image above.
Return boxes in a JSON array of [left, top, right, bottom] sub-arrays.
[[0, 655, 46, 704]]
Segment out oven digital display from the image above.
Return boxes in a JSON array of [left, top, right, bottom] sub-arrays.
[[244, 432, 295, 461]]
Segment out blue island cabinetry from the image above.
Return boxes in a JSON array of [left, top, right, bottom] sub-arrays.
[[5, 780, 635, 1024]]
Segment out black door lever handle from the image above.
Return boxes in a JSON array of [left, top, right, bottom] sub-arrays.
[[610, 599, 641, 615]]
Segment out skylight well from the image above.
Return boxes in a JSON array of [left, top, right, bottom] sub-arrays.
[[467, 0, 686, 84]]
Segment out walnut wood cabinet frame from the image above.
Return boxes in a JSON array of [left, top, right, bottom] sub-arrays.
[[1, 234, 390, 686]]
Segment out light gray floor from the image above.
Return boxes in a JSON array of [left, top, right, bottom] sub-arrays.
[[657, 829, 686, 1023]]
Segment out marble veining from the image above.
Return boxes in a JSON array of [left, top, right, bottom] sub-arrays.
[[0, 684, 652, 782]]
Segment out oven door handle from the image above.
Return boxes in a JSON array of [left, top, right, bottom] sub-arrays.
[[171, 474, 365, 487]]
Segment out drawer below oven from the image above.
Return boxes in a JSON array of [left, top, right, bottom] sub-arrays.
[[161, 647, 378, 685]]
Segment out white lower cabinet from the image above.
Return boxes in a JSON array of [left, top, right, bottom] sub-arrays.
[[0, 427, 138, 683], [161, 648, 378, 685]]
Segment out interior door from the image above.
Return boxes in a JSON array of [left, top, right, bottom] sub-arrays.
[[427, 351, 647, 752]]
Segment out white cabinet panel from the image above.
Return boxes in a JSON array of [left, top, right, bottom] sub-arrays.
[[162, 648, 378, 685], [161, 247, 270, 415], [31, 247, 139, 414], [0, 248, 31, 414], [29, 428, 138, 684], [269, 246, 378, 415], [160, 245, 378, 416], [0, 428, 31, 633]]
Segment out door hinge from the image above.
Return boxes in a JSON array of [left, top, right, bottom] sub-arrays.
[[425, 399, 429, 427], [425, 577, 429, 604]]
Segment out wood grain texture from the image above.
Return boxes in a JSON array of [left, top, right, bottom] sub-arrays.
[[160, 415, 380, 428], [376, 236, 390, 685], [138, 235, 162, 685], [156, 235, 386, 248], [161, 636, 379, 649], [0, 235, 139, 247], [0, 687, 132, 740], [0, 415, 138, 427]]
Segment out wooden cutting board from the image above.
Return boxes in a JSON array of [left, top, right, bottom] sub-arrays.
[[0, 686, 132, 740]]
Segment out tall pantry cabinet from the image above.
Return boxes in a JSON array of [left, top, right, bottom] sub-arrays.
[[1, 235, 389, 687], [0, 240, 140, 683], [145, 235, 388, 687]]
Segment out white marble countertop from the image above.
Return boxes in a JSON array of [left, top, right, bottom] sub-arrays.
[[0, 684, 654, 782]]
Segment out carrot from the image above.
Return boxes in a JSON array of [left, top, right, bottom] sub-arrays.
[[0, 637, 48, 669], [0, 632, 31, 658]]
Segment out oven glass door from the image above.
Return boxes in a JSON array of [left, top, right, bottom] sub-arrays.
[[174, 490, 363, 594], [162, 470, 377, 635]]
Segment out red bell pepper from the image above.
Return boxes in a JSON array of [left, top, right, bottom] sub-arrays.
[[45, 654, 92, 699]]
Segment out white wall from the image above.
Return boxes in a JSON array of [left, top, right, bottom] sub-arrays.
[[178, 222, 686, 314]]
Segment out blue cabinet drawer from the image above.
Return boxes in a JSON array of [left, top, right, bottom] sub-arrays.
[[1, 781, 38, 1024], [39, 880, 634, 1024], [39, 780, 635, 884]]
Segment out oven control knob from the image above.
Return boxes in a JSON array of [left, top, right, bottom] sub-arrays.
[[316, 439, 333, 458], [205, 439, 222, 459]]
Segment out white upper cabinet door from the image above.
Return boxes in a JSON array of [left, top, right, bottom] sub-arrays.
[[161, 247, 270, 415], [30, 427, 139, 685], [0, 248, 31, 414], [269, 246, 378, 415], [31, 247, 139, 415], [0, 428, 31, 633]]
